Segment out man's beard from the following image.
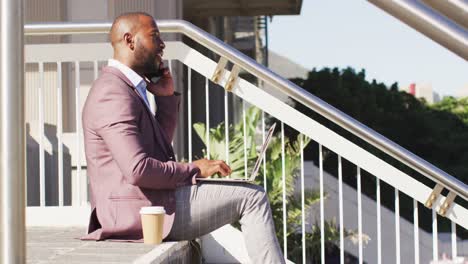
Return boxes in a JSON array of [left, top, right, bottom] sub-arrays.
[[134, 41, 158, 75]]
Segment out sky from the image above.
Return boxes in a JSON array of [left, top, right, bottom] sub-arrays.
[[268, 0, 467, 97]]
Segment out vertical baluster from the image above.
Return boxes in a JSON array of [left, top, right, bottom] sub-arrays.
[[57, 62, 64, 206], [451, 221, 457, 260], [432, 208, 438, 261], [395, 189, 400, 264], [187, 68, 192, 163], [414, 199, 419, 264], [75, 61, 81, 205], [243, 100, 247, 179], [168, 60, 174, 149], [224, 90, 229, 167], [262, 111, 266, 191], [168, 59, 173, 73], [357, 167, 363, 264], [205, 78, 210, 159], [339, 155, 344, 264], [38, 62, 45, 206], [300, 136, 306, 264], [89, 61, 99, 204], [93, 60, 98, 79], [319, 144, 325, 263], [281, 122, 287, 258], [376, 178, 382, 264]]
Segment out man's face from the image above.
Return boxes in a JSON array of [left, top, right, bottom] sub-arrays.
[[133, 15, 165, 75]]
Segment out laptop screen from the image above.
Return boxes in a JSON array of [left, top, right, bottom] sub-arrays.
[[249, 122, 277, 181]]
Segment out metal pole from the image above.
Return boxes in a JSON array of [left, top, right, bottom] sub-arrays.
[[422, 0, 468, 29], [1, 0, 26, 262], [367, 0, 468, 60]]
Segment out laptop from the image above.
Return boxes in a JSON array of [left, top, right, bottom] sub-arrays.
[[196, 123, 276, 183]]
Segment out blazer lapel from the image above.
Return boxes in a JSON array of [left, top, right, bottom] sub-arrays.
[[101, 66, 171, 158], [131, 89, 174, 159]]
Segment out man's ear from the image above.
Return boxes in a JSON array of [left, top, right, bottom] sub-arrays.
[[123, 32, 134, 50]]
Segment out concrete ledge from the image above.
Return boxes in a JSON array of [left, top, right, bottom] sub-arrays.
[[27, 227, 197, 264]]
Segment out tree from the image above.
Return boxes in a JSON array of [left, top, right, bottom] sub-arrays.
[[432, 96, 468, 125]]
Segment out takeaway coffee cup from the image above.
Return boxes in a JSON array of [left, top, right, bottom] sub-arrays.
[[140, 206, 165, 245]]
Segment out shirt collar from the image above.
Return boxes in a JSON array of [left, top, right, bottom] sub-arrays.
[[108, 59, 146, 88]]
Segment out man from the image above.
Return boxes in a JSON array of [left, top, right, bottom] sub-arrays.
[[81, 12, 285, 263]]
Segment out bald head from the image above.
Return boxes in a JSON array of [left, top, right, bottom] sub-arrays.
[[110, 12, 152, 48], [109, 12, 165, 76]]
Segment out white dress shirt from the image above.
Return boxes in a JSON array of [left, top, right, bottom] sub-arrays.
[[108, 59, 151, 109]]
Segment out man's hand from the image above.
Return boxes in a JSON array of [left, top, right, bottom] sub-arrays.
[[192, 159, 232, 178], [146, 62, 174, 97]]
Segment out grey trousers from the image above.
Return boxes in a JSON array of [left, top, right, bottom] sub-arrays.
[[166, 182, 285, 264]]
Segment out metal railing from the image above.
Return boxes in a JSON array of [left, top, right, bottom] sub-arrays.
[[25, 20, 468, 201], [21, 21, 468, 264]]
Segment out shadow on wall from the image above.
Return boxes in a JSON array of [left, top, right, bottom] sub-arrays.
[[26, 123, 72, 206]]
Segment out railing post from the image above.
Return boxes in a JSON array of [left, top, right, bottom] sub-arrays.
[[1, 0, 26, 263]]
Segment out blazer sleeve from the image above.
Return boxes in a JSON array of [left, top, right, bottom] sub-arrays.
[[93, 85, 199, 190], [154, 92, 180, 143]]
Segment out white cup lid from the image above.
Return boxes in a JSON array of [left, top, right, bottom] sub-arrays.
[[139, 206, 166, 214]]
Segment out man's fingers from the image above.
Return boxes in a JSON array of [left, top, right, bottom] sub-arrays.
[[213, 164, 228, 176], [219, 162, 231, 175], [196, 159, 231, 177], [162, 67, 171, 76], [207, 163, 227, 177], [212, 160, 231, 173], [219, 165, 229, 176]]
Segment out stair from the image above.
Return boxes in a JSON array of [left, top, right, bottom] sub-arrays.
[[27, 227, 195, 264]]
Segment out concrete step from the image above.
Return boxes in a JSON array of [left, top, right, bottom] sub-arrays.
[[27, 227, 196, 264]]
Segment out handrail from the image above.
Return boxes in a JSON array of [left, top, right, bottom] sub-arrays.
[[368, 0, 468, 60], [421, 0, 468, 29], [24, 20, 468, 201]]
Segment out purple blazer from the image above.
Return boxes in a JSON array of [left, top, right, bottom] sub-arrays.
[[81, 66, 199, 241]]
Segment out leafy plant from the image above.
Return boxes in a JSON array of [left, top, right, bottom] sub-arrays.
[[193, 106, 362, 263], [193, 106, 260, 179]]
